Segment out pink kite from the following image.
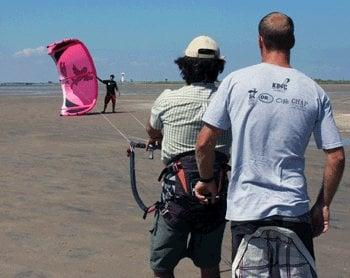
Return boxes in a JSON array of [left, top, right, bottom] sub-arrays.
[[47, 39, 98, 116]]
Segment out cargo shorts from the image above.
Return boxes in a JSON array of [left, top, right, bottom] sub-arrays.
[[150, 213, 226, 272]]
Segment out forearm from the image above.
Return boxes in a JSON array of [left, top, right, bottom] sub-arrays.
[[146, 116, 163, 141], [316, 147, 345, 206], [196, 143, 215, 179], [196, 126, 218, 179]]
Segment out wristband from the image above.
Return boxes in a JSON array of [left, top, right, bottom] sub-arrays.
[[199, 177, 215, 183]]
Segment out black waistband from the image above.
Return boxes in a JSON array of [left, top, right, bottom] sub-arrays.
[[167, 150, 228, 166], [167, 150, 196, 165]]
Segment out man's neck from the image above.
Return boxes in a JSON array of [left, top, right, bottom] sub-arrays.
[[262, 50, 291, 68]]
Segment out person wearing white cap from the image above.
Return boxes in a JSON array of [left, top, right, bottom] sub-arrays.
[[146, 35, 231, 277]]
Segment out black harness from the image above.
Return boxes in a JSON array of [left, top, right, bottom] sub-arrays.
[[158, 151, 230, 234], [127, 142, 230, 234]]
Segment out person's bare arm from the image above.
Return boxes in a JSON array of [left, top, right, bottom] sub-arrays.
[[194, 124, 222, 204], [311, 147, 345, 237], [146, 115, 163, 144]]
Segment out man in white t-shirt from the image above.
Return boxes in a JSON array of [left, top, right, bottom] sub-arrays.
[[195, 12, 345, 277]]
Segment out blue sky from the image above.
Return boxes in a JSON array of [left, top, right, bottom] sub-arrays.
[[0, 0, 349, 82]]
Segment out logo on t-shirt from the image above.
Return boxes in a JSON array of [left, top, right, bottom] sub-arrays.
[[291, 98, 308, 110], [248, 88, 258, 105], [258, 93, 274, 103], [272, 78, 290, 91]]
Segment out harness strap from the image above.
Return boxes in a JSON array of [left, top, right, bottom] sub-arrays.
[[143, 201, 160, 219], [157, 162, 182, 182], [159, 159, 231, 200], [158, 161, 190, 194], [163, 177, 176, 185], [176, 167, 189, 193], [157, 168, 168, 182]]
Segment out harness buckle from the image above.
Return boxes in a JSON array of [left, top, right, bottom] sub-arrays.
[[172, 161, 182, 173]]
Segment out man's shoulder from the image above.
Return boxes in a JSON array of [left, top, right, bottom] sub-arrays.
[[222, 64, 264, 84], [156, 88, 175, 99], [214, 64, 262, 92], [290, 68, 326, 96], [230, 64, 263, 76], [157, 85, 206, 99], [153, 88, 174, 106], [290, 68, 315, 82]]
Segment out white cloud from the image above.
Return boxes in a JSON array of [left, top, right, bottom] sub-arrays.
[[13, 46, 46, 58]]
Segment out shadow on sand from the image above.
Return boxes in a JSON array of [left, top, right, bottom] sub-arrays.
[[85, 111, 134, 116]]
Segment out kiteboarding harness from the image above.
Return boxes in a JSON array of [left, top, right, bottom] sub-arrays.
[[127, 141, 231, 233]]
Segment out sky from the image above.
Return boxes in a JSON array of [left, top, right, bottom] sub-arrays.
[[0, 0, 349, 82]]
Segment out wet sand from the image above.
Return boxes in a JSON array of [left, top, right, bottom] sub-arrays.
[[0, 85, 349, 277]]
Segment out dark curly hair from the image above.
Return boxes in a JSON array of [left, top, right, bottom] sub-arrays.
[[174, 57, 225, 85]]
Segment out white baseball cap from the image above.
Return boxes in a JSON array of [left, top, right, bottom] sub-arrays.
[[184, 35, 224, 60]]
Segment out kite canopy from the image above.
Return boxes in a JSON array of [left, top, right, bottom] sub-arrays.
[[47, 39, 98, 116]]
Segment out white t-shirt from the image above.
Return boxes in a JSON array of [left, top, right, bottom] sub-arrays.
[[203, 63, 343, 221]]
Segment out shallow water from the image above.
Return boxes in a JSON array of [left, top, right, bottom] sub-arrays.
[[0, 84, 60, 96], [0, 83, 183, 96], [1, 83, 349, 97], [1, 84, 349, 146]]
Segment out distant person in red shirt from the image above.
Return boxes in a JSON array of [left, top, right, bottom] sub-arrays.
[[97, 74, 120, 113]]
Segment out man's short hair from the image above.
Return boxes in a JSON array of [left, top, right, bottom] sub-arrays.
[[259, 12, 295, 51], [110, 74, 115, 78]]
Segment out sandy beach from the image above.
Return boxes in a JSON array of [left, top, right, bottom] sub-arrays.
[[0, 84, 349, 277]]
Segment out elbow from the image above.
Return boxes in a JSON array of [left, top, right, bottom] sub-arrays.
[[146, 122, 162, 139], [196, 140, 206, 155], [196, 125, 219, 155], [335, 147, 345, 165], [326, 147, 345, 167], [146, 124, 152, 135], [196, 128, 213, 154], [146, 126, 155, 138], [196, 135, 209, 154], [145, 118, 153, 135], [338, 150, 346, 167]]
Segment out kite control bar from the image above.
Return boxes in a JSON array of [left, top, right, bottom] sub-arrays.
[[128, 141, 161, 159], [127, 141, 161, 218]]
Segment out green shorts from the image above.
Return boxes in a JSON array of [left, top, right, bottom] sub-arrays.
[[150, 213, 226, 272]]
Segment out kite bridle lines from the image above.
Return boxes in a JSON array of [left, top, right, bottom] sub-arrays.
[[100, 112, 160, 218], [100, 113, 131, 143], [101, 112, 232, 271]]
